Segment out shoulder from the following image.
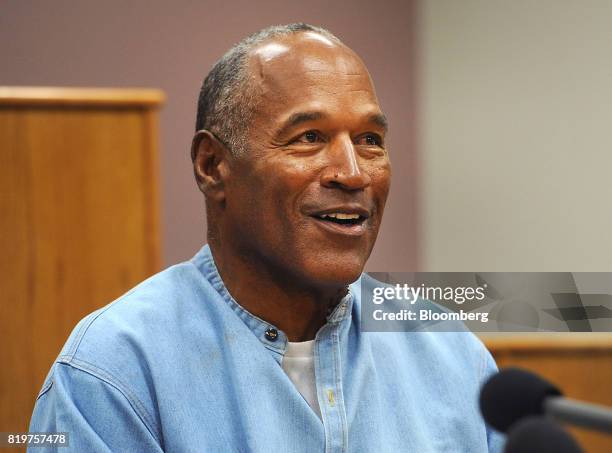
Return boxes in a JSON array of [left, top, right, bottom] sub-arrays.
[[34, 256, 219, 436], [37, 254, 222, 410], [57, 260, 206, 364]]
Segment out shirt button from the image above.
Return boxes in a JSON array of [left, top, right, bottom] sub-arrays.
[[264, 328, 279, 342]]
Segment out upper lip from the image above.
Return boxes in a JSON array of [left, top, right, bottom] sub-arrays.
[[307, 204, 371, 219]]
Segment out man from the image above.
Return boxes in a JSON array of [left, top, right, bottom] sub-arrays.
[[30, 24, 503, 452]]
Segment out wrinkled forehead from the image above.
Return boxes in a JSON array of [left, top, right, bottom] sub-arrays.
[[247, 32, 378, 103]]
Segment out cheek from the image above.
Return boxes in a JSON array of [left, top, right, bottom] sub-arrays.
[[369, 161, 392, 206], [255, 157, 316, 200], [249, 161, 313, 226]]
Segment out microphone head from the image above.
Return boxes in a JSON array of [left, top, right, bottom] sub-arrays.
[[504, 416, 583, 453], [480, 367, 561, 432]]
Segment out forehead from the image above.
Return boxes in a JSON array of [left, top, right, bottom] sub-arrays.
[[248, 33, 380, 118]]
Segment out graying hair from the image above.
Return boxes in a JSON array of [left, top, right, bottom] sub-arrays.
[[194, 23, 341, 157]]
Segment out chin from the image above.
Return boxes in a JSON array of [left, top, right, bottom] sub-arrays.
[[299, 252, 367, 288]]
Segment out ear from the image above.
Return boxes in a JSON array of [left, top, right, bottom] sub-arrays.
[[191, 130, 230, 203]]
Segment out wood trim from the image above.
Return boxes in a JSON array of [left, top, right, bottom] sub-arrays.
[[0, 87, 165, 107], [482, 334, 612, 354]]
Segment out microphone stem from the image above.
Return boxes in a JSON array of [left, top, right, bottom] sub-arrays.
[[545, 397, 612, 434]]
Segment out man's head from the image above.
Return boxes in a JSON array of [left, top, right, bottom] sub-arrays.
[[192, 24, 391, 293], [194, 24, 340, 157]]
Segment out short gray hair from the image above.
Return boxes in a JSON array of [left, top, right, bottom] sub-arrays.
[[194, 23, 341, 157]]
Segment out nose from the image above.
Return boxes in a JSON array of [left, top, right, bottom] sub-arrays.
[[320, 135, 371, 190]]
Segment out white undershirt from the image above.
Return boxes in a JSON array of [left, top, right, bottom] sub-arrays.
[[281, 340, 322, 419]]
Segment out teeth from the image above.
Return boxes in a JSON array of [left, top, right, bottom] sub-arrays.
[[320, 213, 361, 220]]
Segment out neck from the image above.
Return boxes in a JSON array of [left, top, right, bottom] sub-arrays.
[[208, 240, 348, 342]]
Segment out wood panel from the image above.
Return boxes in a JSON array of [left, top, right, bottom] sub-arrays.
[[484, 335, 612, 453], [0, 87, 164, 449]]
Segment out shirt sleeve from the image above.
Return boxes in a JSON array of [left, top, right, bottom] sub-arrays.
[[28, 362, 163, 453]]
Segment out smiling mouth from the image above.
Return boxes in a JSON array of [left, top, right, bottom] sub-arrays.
[[313, 212, 367, 226]]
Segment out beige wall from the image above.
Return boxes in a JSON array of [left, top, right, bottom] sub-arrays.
[[420, 0, 612, 271], [0, 0, 419, 272]]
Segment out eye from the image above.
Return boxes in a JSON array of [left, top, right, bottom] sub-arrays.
[[293, 130, 323, 144], [357, 133, 384, 147]]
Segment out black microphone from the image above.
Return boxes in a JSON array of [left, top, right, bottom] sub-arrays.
[[480, 368, 612, 434], [504, 416, 583, 453]]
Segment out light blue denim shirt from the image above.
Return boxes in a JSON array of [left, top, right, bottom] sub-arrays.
[[30, 245, 504, 452]]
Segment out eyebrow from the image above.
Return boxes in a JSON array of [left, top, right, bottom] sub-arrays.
[[274, 110, 389, 139], [368, 112, 389, 133], [275, 111, 325, 138]]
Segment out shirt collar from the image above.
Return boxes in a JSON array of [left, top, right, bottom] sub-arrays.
[[192, 244, 354, 354]]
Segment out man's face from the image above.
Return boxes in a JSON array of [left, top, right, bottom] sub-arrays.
[[222, 32, 391, 290]]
